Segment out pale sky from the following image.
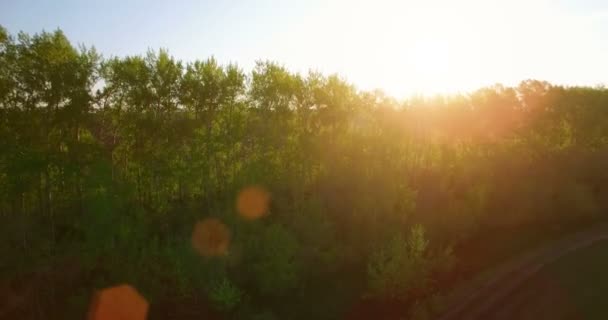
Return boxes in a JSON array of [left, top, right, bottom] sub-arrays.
[[2, 0, 607, 97]]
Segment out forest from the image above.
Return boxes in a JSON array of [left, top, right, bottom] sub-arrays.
[[1, 26, 608, 319]]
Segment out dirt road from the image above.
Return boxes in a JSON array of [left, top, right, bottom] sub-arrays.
[[438, 222, 608, 320]]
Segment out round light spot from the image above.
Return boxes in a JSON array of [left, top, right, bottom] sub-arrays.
[[88, 284, 148, 320], [191, 218, 231, 256], [236, 186, 270, 220]]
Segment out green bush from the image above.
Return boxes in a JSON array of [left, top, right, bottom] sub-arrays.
[[208, 277, 243, 311], [247, 223, 300, 295], [368, 225, 429, 298]]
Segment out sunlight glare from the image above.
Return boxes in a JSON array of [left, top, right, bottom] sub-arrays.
[[290, 0, 552, 96]]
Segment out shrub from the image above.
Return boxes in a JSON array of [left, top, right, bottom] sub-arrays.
[[208, 277, 243, 311], [248, 223, 300, 295], [367, 224, 454, 302]]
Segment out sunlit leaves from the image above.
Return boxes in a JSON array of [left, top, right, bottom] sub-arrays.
[[3, 25, 608, 320], [250, 61, 304, 112], [181, 57, 245, 118]]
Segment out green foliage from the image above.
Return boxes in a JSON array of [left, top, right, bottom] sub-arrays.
[[246, 223, 300, 295], [367, 225, 432, 299], [2, 26, 608, 319], [208, 277, 243, 311]]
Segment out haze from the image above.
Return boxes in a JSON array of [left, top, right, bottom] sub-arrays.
[[2, 0, 607, 96]]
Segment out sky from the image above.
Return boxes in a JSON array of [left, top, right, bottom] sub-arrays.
[[2, 0, 608, 97]]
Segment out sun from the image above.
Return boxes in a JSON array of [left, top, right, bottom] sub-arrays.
[[301, 0, 509, 97], [410, 38, 451, 77], [378, 5, 489, 96], [406, 35, 459, 94]]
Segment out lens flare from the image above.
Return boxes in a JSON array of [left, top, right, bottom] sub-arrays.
[[88, 284, 148, 320], [191, 218, 231, 256], [236, 186, 270, 220]]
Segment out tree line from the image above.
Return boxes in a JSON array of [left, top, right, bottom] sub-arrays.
[[1, 26, 608, 319]]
